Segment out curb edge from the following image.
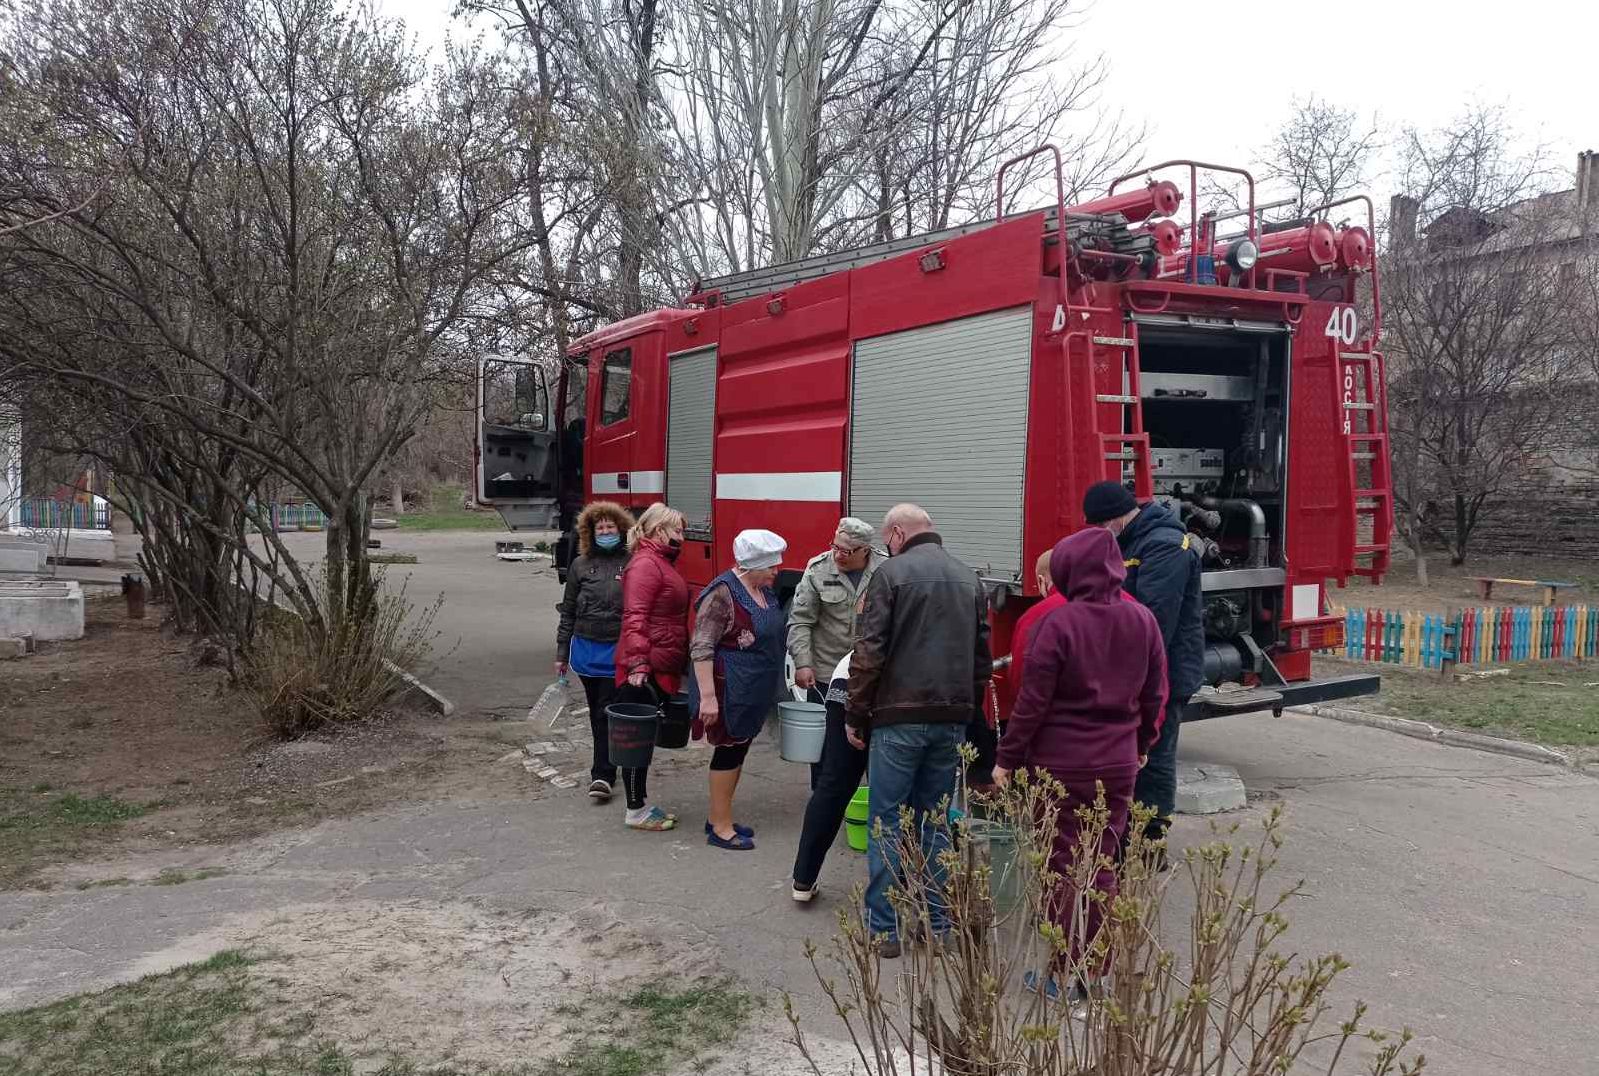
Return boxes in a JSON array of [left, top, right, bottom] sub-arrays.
[[384, 660, 457, 717], [1296, 704, 1573, 768]]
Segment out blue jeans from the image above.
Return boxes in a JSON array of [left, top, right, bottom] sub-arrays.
[[1133, 699, 1184, 837], [865, 722, 965, 939]]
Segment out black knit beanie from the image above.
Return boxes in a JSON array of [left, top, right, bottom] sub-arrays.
[[1082, 480, 1138, 525]]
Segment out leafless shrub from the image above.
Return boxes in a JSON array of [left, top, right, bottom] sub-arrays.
[[245, 570, 441, 738], [786, 767, 1424, 1076]]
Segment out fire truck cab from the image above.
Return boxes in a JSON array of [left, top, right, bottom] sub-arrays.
[[485, 150, 1391, 719]]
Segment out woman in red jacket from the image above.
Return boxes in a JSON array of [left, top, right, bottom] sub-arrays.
[[614, 502, 690, 831], [993, 527, 1168, 1004]]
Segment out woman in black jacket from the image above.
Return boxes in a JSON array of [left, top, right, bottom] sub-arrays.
[[556, 500, 634, 802]]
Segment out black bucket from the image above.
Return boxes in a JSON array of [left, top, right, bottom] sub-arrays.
[[607, 703, 659, 769], [656, 693, 692, 749]]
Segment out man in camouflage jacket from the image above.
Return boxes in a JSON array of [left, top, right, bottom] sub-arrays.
[[787, 517, 886, 692]]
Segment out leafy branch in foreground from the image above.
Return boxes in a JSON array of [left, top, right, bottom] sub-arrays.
[[787, 767, 1423, 1076]]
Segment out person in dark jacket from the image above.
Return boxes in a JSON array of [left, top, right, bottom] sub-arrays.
[[1082, 481, 1204, 846], [555, 501, 634, 803], [613, 502, 690, 831], [848, 504, 993, 958], [993, 527, 1167, 1001]]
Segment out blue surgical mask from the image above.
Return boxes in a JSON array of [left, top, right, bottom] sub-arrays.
[[596, 533, 621, 550]]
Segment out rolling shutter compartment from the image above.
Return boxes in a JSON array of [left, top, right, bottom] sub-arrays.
[[849, 306, 1032, 578], [666, 345, 717, 537]]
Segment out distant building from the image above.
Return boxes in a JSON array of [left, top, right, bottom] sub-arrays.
[[1388, 149, 1599, 559]]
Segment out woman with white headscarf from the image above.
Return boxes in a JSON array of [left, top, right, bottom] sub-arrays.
[[689, 529, 788, 851]]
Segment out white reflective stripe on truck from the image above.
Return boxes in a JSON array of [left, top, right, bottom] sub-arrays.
[[715, 471, 843, 502], [592, 471, 665, 494]]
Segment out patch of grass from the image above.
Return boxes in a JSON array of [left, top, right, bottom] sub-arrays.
[[42, 793, 149, 826], [0, 789, 154, 887], [0, 949, 260, 1073], [0, 949, 388, 1076], [394, 485, 507, 532], [73, 877, 132, 891], [153, 866, 230, 886], [538, 978, 756, 1076], [1361, 659, 1599, 748]]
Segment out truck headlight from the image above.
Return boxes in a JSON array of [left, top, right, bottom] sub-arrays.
[[1226, 238, 1259, 273]]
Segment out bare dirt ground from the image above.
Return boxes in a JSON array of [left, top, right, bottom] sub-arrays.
[[0, 598, 542, 889], [132, 898, 728, 1072], [1332, 550, 1599, 612], [0, 895, 763, 1075]]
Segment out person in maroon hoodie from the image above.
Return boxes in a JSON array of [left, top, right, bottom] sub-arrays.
[[993, 527, 1167, 1001]]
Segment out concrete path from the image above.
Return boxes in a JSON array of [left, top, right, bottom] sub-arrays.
[[13, 528, 1597, 1074]]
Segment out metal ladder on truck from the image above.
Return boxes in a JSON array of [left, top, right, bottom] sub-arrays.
[[1093, 325, 1154, 497], [1339, 349, 1393, 580]]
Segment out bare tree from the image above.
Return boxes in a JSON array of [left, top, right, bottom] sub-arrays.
[[1384, 107, 1576, 572], [862, 0, 1140, 241], [1261, 96, 1383, 219], [0, 0, 528, 650], [659, 0, 1141, 277], [464, 0, 671, 319], [1207, 96, 1382, 227]]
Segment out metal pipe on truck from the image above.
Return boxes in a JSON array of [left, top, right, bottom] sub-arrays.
[[1068, 180, 1183, 223]]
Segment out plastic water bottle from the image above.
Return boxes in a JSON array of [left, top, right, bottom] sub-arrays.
[[529, 677, 569, 727]]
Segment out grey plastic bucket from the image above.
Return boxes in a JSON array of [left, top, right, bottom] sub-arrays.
[[777, 700, 827, 764], [964, 817, 1023, 918]]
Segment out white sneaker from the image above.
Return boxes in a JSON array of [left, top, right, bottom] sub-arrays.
[[587, 779, 612, 802], [792, 881, 819, 903]]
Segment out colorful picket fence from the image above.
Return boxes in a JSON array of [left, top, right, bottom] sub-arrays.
[[1331, 605, 1599, 670], [16, 497, 110, 530], [267, 502, 329, 532]]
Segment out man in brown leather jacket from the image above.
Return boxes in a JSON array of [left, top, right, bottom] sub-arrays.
[[847, 504, 992, 957]]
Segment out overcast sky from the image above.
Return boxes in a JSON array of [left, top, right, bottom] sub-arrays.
[[382, 0, 1590, 194]]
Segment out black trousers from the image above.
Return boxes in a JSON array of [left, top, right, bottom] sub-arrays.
[[580, 674, 618, 784], [964, 713, 998, 787], [791, 705, 869, 887]]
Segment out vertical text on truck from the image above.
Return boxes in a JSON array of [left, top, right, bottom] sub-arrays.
[[477, 150, 1392, 719]]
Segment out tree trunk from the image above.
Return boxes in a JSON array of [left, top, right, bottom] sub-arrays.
[[1450, 492, 1468, 566], [323, 490, 371, 634], [391, 475, 404, 516]]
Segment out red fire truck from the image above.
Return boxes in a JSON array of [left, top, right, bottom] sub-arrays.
[[478, 149, 1392, 718]]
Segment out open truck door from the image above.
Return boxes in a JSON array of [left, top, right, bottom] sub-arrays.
[[475, 355, 558, 530]]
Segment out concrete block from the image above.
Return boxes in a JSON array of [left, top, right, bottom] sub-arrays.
[[0, 580, 86, 641], [384, 659, 455, 716], [1176, 762, 1247, 815], [52, 528, 117, 564], [0, 528, 116, 564], [0, 545, 47, 573]]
